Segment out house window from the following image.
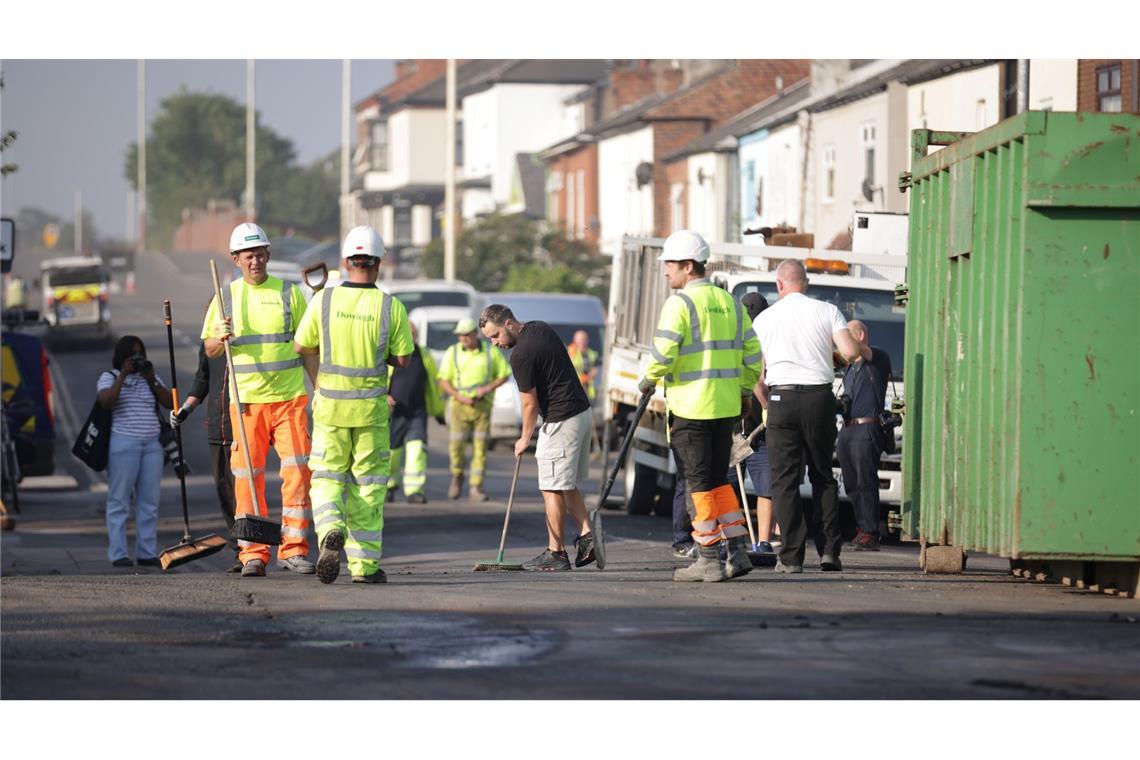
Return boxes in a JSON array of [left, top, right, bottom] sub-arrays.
[[823, 146, 836, 202], [394, 204, 412, 245], [1097, 64, 1122, 112], [975, 99, 988, 130], [742, 161, 756, 220], [861, 124, 876, 188], [547, 171, 562, 224], [370, 120, 389, 172], [576, 169, 586, 239], [566, 172, 576, 238]]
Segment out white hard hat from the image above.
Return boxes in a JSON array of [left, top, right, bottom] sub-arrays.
[[229, 222, 271, 255], [658, 229, 710, 264], [341, 226, 386, 260]]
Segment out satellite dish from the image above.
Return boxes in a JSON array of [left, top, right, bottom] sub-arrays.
[[861, 178, 875, 203], [635, 161, 653, 189]]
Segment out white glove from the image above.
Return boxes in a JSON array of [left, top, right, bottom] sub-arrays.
[[169, 403, 193, 429]]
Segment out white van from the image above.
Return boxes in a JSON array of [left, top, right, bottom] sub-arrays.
[[406, 305, 477, 367], [380, 279, 478, 313], [475, 292, 606, 445]]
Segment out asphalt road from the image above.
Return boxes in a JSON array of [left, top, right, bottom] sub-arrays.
[[2, 249, 1138, 700]]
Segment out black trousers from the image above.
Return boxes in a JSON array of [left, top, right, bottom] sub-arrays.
[[670, 415, 735, 493], [766, 385, 841, 565], [208, 442, 238, 552], [836, 423, 884, 534]]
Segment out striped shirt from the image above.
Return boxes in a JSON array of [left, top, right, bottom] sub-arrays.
[[96, 370, 163, 440]]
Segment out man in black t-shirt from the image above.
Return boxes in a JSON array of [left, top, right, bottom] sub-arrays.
[[480, 304, 596, 572], [836, 320, 893, 550]]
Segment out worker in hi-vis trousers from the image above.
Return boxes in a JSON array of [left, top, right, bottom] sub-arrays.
[[639, 229, 763, 583], [387, 322, 445, 504], [293, 226, 413, 585], [437, 318, 511, 502], [202, 222, 314, 578]]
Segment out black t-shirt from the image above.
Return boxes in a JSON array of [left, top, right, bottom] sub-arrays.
[[388, 346, 427, 415], [843, 346, 892, 419], [510, 321, 591, 424]]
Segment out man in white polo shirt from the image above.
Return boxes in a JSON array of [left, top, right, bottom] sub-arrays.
[[753, 259, 866, 573]]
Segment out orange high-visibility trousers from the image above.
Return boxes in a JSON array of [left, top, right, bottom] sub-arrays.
[[229, 395, 312, 564], [690, 484, 749, 546]]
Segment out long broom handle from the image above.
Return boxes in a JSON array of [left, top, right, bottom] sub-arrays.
[[209, 260, 260, 515], [735, 463, 758, 547], [495, 455, 523, 562], [163, 300, 193, 541]]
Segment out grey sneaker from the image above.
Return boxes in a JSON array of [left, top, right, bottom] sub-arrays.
[[277, 555, 316, 574], [820, 553, 843, 572], [406, 492, 427, 504], [671, 543, 696, 559], [522, 549, 571, 572], [352, 569, 387, 584], [573, 532, 596, 568], [241, 559, 266, 577], [469, 485, 489, 502], [316, 529, 345, 585], [774, 559, 803, 574]]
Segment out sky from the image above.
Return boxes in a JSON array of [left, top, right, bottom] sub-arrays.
[[0, 59, 395, 242]]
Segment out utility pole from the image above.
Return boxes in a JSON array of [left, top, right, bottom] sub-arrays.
[[340, 59, 351, 240], [137, 59, 146, 255], [245, 59, 256, 221], [444, 58, 457, 281], [1016, 59, 1030, 114], [74, 187, 83, 255]]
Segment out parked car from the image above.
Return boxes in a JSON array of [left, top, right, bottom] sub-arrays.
[[39, 256, 112, 346], [475, 292, 606, 445]]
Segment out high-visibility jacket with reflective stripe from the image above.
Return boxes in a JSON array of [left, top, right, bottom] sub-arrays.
[[294, 284, 414, 427], [200, 274, 307, 404], [643, 279, 763, 420], [438, 341, 511, 404], [568, 345, 599, 399]]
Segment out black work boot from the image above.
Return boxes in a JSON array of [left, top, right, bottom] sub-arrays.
[[673, 544, 727, 583]]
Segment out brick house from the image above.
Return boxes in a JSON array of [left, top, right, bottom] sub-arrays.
[[540, 59, 810, 256], [1077, 60, 1139, 113]]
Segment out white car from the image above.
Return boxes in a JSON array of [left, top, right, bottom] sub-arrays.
[[406, 305, 477, 368]]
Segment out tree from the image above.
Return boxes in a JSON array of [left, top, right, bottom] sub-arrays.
[[124, 90, 338, 247], [421, 213, 607, 303]]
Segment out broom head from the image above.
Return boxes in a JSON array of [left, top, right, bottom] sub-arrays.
[[232, 514, 282, 545], [472, 560, 525, 572], [160, 533, 229, 570]]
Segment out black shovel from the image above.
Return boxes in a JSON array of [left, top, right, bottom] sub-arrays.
[[588, 388, 654, 570]]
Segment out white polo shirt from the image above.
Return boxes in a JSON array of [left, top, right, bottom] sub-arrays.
[[753, 292, 847, 386]]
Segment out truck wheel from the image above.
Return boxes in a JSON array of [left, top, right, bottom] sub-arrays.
[[624, 448, 655, 516]]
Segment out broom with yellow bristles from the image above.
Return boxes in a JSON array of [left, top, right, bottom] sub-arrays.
[[159, 300, 228, 570]]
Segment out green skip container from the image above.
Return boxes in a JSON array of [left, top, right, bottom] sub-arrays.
[[901, 110, 1140, 594]]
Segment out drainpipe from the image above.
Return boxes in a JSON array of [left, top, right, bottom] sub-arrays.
[[1132, 59, 1139, 113], [1017, 59, 1030, 113], [798, 109, 812, 234], [726, 150, 739, 242]]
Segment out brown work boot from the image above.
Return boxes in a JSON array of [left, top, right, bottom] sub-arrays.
[[673, 545, 726, 583], [448, 474, 464, 500], [469, 484, 488, 502]]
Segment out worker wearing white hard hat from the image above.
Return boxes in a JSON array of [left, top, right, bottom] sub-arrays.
[[639, 229, 763, 582], [294, 225, 414, 584], [437, 316, 511, 501], [202, 222, 315, 577]]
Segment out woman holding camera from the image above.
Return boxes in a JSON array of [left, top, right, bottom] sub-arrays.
[[96, 335, 173, 567]]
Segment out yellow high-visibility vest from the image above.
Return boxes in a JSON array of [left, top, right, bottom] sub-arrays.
[[201, 275, 307, 404], [643, 279, 763, 420]]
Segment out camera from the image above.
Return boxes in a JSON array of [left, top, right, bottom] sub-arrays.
[[129, 354, 153, 375], [836, 393, 852, 420]]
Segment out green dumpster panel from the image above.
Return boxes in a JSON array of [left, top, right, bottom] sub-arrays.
[[904, 111, 1140, 561]]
